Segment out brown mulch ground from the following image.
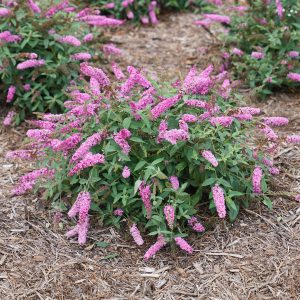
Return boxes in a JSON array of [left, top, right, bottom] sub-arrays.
[[1, 13, 300, 300]]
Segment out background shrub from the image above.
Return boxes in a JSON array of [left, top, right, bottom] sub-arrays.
[[0, 0, 106, 124], [226, 0, 300, 97]]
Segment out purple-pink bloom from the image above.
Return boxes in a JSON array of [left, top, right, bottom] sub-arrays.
[[16, 59, 45, 70], [151, 94, 182, 120], [6, 85, 16, 103], [164, 205, 175, 229], [188, 216, 205, 232], [232, 48, 244, 56], [210, 116, 233, 127], [58, 35, 81, 47], [169, 176, 179, 190], [252, 166, 263, 194], [3, 111, 16, 126], [122, 166, 131, 178], [287, 72, 300, 82], [144, 235, 166, 260], [275, 0, 283, 19], [70, 52, 92, 61], [68, 152, 105, 176], [202, 150, 218, 167], [27, 0, 41, 13], [139, 181, 152, 219], [130, 224, 144, 246], [103, 43, 122, 56], [174, 237, 193, 254], [83, 33, 93, 43], [181, 114, 197, 123], [288, 51, 299, 58], [263, 117, 289, 127], [202, 13, 230, 24], [251, 51, 265, 59], [114, 129, 131, 155], [80, 63, 110, 86], [111, 62, 125, 80], [286, 135, 300, 144], [0, 8, 10, 17], [260, 125, 278, 141], [114, 208, 124, 216], [212, 184, 226, 218]]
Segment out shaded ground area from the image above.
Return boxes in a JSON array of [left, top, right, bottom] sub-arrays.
[[1, 12, 300, 300], [109, 13, 222, 80]]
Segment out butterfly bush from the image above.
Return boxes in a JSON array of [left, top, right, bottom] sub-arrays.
[[86, 0, 210, 24], [224, 0, 300, 97], [8, 64, 299, 259], [0, 0, 123, 124]]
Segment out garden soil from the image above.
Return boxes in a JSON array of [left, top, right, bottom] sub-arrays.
[[0, 13, 300, 300]]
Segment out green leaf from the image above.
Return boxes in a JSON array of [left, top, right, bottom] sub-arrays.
[[134, 161, 147, 171], [96, 241, 110, 248], [122, 117, 131, 129], [202, 177, 216, 187], [100, 253, 119, 260]]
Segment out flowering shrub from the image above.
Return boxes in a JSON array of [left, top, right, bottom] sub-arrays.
[[8, 63, 299, 259], [0, 0, 122, 124], [88, 0, 209, 24], [225, 0, 300, 97]]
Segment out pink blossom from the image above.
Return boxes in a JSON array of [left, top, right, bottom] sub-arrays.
[[210, 116, 233, 127], [30, 120, 57, 130], [287, 73, 300, 82], [202, 150, 218, 167], [130, 224, 144, 246], [140, 16, 149, 24], [68, 152, 105, 176], [251, 51, 265, 59], [263, 117, 289, 127], [127, 11, 134, 19], [188, 217, 205, 232], [260, 125, 278, 141], [122, 166, 131, 178], [0, 31, 21, 43], [232, 48, 244, 56], [181, 114, 197, 123], [233, 113, 253, 121], [157, 120, 168, 143], [288, 51, 299, 58], [295, 195, 300, 202], [45, 1, 69, 18], [70, 53, 92, 61], [105, 2, 115, 9], [58, 35, 81, 47], [184, 99, 208, 109], [103, 43, 122, 56], [84, 17, 123, 27], [51, 133, 82, 152], [139, 182, 152, 219], [16, 59, 45, 70], [6, 149, 34, 160], [0, 8, 10, 17], [252, 166, 263, 194], [27, 129, 52, 141], [169, 176, 179, 190], [114, 129, 131, 155], [151, 94, 182, 120], [148, 1, 158, 25], [286, 135, 300, 144], [212, 184, 226, 218], [164, 205, 175, 229], [83, 33, 93, 43], [6, 85, 16, 103], [269, 167, 280, 175], [12, 168, 54, 195], [163, 129, 189, 144], [201, 14, 230, 24], [27, 0, 41, 14], [66, 217, 89, 245], [111, 62, 125, 80], [275, 0, 283, 19], [144, 235, 166, 260], [90, 77, 100, 96], [174, 237, 193, 254], [238, 107, 260, 115], [114, 208, 124, 216], [3, 111, 16, 126], [80, 63, 110, 86]]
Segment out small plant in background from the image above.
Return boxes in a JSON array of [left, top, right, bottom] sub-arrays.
[[225, 0, 300, 97], [87, 0, 210, 24], [0, 0, 123, 125], [8, 62, 299, 259]]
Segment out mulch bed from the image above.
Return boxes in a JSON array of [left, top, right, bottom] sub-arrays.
[[0, 12, 299, 300]]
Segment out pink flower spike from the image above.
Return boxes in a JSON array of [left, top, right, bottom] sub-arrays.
[[122, 166, 131, 178], [263, 117, 289, 127], [114, 208, 124, 216], [164, 205, 175, 229], [202, 150, 218, 167], [287, 73, 300, 82], [252, 166, 263, 194], [144, 235, 166, 260], [174, 237, 193, 254], [286, 135, 300, 144], [130, 224, 144, 246], [169, 176, 179, 190], [139, 182, 152, 219], [212, 184, 226, 218], [6, 85, 16, 103]]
